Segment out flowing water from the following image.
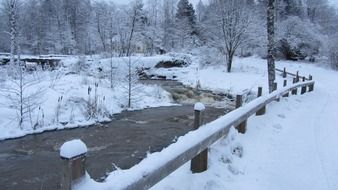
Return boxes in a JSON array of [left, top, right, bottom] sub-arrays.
[[0, 80, 228, 190]]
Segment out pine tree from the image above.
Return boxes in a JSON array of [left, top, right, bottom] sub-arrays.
[[175, 0, 198, 48], [196, 0, 206, 22]]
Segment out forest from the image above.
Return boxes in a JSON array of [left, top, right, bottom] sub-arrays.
[[1, 0, 338, 69]]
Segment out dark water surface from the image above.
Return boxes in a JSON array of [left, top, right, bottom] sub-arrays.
[[0, 105, 225, 190]]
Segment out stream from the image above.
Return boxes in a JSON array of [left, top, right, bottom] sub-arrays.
[[0, 80, 229, 190]]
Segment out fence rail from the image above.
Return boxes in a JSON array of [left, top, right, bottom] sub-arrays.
[[59, 78, 315, 190], [276, 67, 312, 81]]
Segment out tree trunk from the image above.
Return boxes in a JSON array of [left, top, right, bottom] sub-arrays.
[[226, 52, 234, 73], [267, 0, 276, 93]]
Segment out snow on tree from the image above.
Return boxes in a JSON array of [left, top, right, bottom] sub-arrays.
[[267, 0, 276, 93], [3, 0, 19, 67], [196, 0, 206, 23], [202, 0, 250, 72], [276, 16, 324, 60], [175, 0, 198, 49]]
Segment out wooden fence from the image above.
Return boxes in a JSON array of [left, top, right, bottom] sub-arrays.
[[59, 75, 315, 190], [276, 67, 312, 81]]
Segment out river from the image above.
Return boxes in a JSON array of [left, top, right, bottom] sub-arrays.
[[0, 79, 230, 190]]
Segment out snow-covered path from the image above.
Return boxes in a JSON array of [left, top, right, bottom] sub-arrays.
[[151, 61, 338, 190], [223, 63, 338, 190]]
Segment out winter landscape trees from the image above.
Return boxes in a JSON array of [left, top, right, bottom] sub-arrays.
[[0, 0, 336, 71], [0, 0, 337, 126]]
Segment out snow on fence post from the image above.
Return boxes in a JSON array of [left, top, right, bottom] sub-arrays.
[[235, 95, 247, 133], [190, 102, 208, 173], [60, 139, 88, 190], [283, 67, 287, 78], [256, 87, 266, 116], [301, 77, 307, 94], [283, 80, 289, 97], [308, 75, 314, 92], [292, 78, 298, 95]]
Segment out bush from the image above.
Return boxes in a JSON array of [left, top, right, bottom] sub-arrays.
[[277, 17, 323, 61], [199, 47, 224, 66]]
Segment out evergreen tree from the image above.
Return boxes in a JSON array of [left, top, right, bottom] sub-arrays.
[[196, 0, 206, 22], [175, 0, 198, 48]]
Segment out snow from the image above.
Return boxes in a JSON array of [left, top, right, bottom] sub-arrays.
[[1, 53, 338, 190], [194, 102, 205, 111], [0, 55, 174, 140], [71, 55, 338, 190], [60, 139, 87, 159], [150, 58, 338, 190]]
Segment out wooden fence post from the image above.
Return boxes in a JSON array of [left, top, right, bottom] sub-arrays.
[[292, 78, 298, 95], [308, 75, 314, 92], [296, 71, 300, 82], [301, 77, 307, 94], [273, 82, 280, 101], [283, 80, 289, 97], [273, 82, 277, 91], [191, 103, 208, 173], [60, 139, 88, 190], [256, 87, 266, 116], [235, 95, 247, 133], [283, 67, 287, 78]]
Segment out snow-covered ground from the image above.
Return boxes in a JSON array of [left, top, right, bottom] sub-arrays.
[[0, 55, 174, 140], [1, 53, 338, 190], [74, 56, 338, 190], [151, 58, 338, 190]]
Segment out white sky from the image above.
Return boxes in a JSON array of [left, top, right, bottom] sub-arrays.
[[110, 0, 338, 8], [108, 0, 201, 6], [329, 0, 338, 8]]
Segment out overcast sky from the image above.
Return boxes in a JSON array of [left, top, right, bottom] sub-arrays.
[[108, 0, 202, 6], [329, 0, 338, 7], [109, 0, 338, 8]]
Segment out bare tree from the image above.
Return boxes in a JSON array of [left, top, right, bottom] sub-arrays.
[[220, 0, 250, 72], [204, 0, 250, 72], [124, 0, 145, 108], [1, 65, 45, 128], [1, 0, 46, 129], [267, 0, 276, 93]]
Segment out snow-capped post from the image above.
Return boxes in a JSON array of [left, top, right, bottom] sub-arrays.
[[283, 80, 289, 97], [292, 78, 298, 95], [283, 67, 287, 78], [308, 75, 314, 92], [235, 95, 247, 133], [60, 139, 88, 190], [301, 77, 307, 94], [191, 102, 208, 173], [296, 71, 300, 82], [256, 87, 266, 116]]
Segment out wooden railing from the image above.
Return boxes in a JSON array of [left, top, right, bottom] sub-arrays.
[[59, 78, 315, 190], [276, 67, 312, 81]]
